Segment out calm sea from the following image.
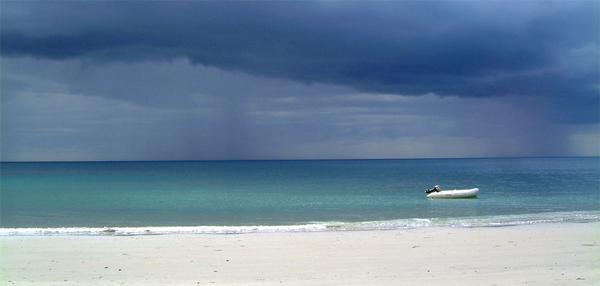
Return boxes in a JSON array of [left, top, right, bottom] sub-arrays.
[[1, 157, 599, 235]]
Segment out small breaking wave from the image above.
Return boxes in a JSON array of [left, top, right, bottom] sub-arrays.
[[323, 210, 600, 231], [1, 210, 599, 236], [0, 224, 329, 236]]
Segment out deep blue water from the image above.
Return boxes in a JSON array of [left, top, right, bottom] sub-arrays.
[[1, 157, 599, 233]]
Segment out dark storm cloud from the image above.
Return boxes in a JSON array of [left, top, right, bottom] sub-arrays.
[[1, 1, 599, 162], [2, 1, 598, 123]]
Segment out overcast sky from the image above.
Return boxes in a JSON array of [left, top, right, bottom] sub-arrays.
[[1, 1, 598, 161]]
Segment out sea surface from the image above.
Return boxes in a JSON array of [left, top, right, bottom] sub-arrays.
[[1, 157, 599, 235]]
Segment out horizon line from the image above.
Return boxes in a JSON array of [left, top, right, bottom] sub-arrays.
[[1, 155, 598, 164]]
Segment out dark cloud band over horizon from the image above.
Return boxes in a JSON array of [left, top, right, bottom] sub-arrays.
[[1, 1, 599, 161]]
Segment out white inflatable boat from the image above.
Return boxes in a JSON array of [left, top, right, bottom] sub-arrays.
[[427, 188, 479, 199]]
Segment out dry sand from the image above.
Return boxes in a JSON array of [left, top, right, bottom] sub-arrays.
[[1, 222, 599, 285]]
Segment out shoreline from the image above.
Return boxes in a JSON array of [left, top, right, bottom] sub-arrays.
[[2, 222, 599, 285], [2, 210, 600, 236]]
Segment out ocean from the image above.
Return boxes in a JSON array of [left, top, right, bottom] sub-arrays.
[[1, 157, 599, 235]]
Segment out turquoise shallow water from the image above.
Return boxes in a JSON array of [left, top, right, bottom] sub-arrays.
[[1, 157, 599, 234]]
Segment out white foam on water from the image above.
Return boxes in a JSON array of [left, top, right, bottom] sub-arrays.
[[1, 210, 599, 236], [444, 210, 600, 228], [0, 224, 329, 236]]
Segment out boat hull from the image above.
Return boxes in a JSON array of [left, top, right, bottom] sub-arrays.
[[427, 188, 479, 199]]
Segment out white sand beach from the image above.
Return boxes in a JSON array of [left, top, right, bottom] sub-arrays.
[[1, 222, 599, 285]]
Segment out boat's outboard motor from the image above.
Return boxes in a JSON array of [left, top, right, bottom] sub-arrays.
[[425, 185, 441, 194]]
